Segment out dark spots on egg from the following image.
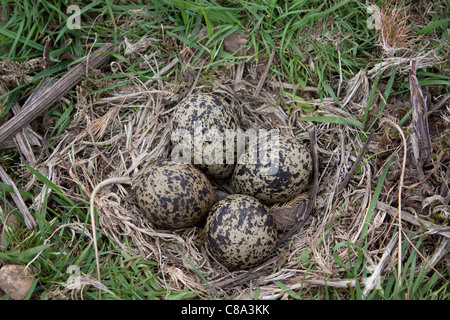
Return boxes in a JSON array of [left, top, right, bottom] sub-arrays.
[[231, 134, 312, 204], [205, 194, 277, 270], [170, 93, 240, 179], [138, 93, 315, 272], [135, 159, 217, 229], [302, 161, 310, 170]]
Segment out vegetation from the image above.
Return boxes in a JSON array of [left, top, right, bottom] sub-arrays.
[[0, 0, 448, 300]]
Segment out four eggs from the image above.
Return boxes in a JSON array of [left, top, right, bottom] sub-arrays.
[[135, 92, 312, 270]]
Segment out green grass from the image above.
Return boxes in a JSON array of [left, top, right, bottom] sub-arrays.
[[0, 0, 449, 300]]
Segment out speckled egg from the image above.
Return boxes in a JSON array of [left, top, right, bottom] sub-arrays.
[[205, 194, 277, 270], [231, 133, 312, 204], [135, 159, 217, 229], [170, 93, 240, 179]]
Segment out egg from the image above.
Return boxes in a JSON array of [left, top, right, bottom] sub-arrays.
[[135, 159, 217, 229], [170, 93, 240, 179], [231, 133, 312, 204], [205, 194, 277, 270]]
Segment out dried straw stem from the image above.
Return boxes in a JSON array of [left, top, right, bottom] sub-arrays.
[[380, 117, 406, 288], [89, 177, 132, 299]]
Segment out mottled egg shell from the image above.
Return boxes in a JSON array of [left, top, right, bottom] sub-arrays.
[[231, 133, 312, 204], [205, 194, 277, 270], [135, 159, 217, 229], [170, 93, 240, 179]]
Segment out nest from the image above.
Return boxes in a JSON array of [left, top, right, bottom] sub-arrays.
[[18, 35, 449, 300]]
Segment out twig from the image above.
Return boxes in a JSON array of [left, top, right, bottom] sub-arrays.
[[400, 228, 447, 281], [381, 118, 407, 291], [89, 176, 132, 299], [269, 81, 318, 93], [424, 239, 449, 276], [254, 49, 275, 97], [144, 57, 179, 86], [333, 130, 375, 208], [234, 60, 245, 91], [429, 93, 450, 114], [0, 43, 115, 146], [363, 232, 398, 297], [186, 69, 202, 97], [0, 86, 36, 163], [0, 78, 53, 162], [410, 59, 432, 179], [376, 202, 450, 238], [0, 165, 37, 229]]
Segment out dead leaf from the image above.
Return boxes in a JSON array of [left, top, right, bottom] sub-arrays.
[[410, 59, 433, 179], [0, 264, 35, 300]]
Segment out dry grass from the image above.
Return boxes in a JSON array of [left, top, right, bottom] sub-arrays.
[[377, 0, 414, 53], [26, 35, 447, 299], [0, 1, 448, 300]]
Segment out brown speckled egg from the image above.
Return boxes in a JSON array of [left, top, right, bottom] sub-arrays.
[[135, 159, 217, 229], [231, 133, 312, 204], [170, 92, 240, 179], [205, 194, 277, 270]]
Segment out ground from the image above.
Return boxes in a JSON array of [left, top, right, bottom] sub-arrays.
[[0, 0, 448, 300]]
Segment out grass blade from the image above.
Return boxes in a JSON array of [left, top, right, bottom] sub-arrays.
[[417, 17, 450, 34], [275, 280, 302, 299], [367, 69, 396, 132], [0, 26, 44, 52], [299, 115, 362, 127], [362, 65, 382, 132], [25, 164, 84, 216], [178, 249, 218, 298], [359, 151, 396, 241]]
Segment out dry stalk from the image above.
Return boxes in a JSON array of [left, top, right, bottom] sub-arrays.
[[380, 117, 407, 288], [0, 43, 116, 145], [376, 202, 450, 239], [377, 0, 413, 55], [409, 59, 432, 179], [333, 130, 375, 207], [368, 49, 443, 79], [400, 228, 447, 281], [0, 83, 46, 164], [0, 165, 36, 229], [89, 176, 132, 299], [363, 232, 398, 297], [17, 33, 447, 299], [254, 49, 275, 97], [342, 69, 369, 109]]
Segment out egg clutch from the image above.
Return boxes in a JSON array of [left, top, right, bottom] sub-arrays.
[[135, 93, 312, 270]]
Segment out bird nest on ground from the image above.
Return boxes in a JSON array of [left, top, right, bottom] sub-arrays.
[[14, 38, 449, 300]]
